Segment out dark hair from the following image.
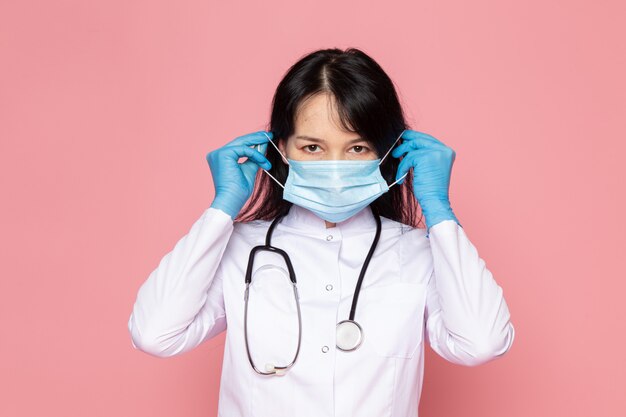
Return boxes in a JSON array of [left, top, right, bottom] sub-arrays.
[[236, 47, 424, 228]]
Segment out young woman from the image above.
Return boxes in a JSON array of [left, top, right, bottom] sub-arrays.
[[128, 47, 515, 417]]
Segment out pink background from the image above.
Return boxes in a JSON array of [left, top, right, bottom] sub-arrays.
[[1, 0, 624, 416]]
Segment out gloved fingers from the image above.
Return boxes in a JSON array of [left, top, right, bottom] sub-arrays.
[[395, 153, 414, 185], [226, 130, 273, 148], [256, 142, 269, 158], [225, 145, 272, 169], [395, 148, 431, 184], [240, 158, 264, 181], [391, 136, 441, 159], [398, 129, 444, 147]]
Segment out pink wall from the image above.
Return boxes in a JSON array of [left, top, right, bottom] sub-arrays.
[[1, 0, 624, 416]]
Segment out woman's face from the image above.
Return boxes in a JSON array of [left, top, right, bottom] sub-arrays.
[[278, 92, 379, 162]]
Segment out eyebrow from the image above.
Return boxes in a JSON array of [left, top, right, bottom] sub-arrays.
[[295, 135, 368, 144]]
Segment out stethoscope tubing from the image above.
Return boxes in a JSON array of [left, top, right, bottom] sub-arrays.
[[243, 206, 382, 375]]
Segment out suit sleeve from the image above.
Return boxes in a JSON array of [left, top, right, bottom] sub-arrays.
[[127, 207, 234, 358], [423, 220, 515, 366]]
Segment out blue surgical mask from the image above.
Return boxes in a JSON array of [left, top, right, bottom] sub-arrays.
[[258, 130, 407, 223]]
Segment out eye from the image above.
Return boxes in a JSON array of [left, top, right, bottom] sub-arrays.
[[303, 144, 321, 153], [351, 145, 369, 154]]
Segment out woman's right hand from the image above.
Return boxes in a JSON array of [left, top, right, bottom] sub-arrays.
[[207, 131, 273, 219]]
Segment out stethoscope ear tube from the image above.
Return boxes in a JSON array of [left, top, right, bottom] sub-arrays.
[[244, 277, 303, 376], [244, 213, 302, 376]]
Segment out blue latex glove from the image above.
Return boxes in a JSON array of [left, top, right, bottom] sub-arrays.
[[206, 131, 272, 219], [391, 129, 462, 232]]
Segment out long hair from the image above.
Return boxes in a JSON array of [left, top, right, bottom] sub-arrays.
[[236, 47, 424, 228]]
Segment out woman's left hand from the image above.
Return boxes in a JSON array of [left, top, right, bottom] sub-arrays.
[[391, 129, 462, 232]]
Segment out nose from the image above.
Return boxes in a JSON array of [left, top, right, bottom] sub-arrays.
[[326, 151, 350, 161]]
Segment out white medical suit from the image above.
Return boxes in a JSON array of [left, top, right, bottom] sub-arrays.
[[128, 203, 515, 417]]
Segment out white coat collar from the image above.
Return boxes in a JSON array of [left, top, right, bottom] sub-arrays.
[[279, 203, 378, 236]]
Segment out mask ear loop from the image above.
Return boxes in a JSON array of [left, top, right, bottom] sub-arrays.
[[378, 129, 409, 188], [258, 132, 288, 189]]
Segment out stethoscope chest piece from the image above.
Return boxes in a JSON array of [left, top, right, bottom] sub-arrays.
[[336, 319, 364, 351]]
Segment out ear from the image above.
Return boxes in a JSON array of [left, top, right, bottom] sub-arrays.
[[277, 138, 289, 164]]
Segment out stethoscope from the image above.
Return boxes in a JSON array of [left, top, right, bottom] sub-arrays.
[[243, 206, 382, 376]]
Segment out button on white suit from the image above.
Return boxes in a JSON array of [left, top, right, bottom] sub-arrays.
[[128, 204, 515, 417]]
